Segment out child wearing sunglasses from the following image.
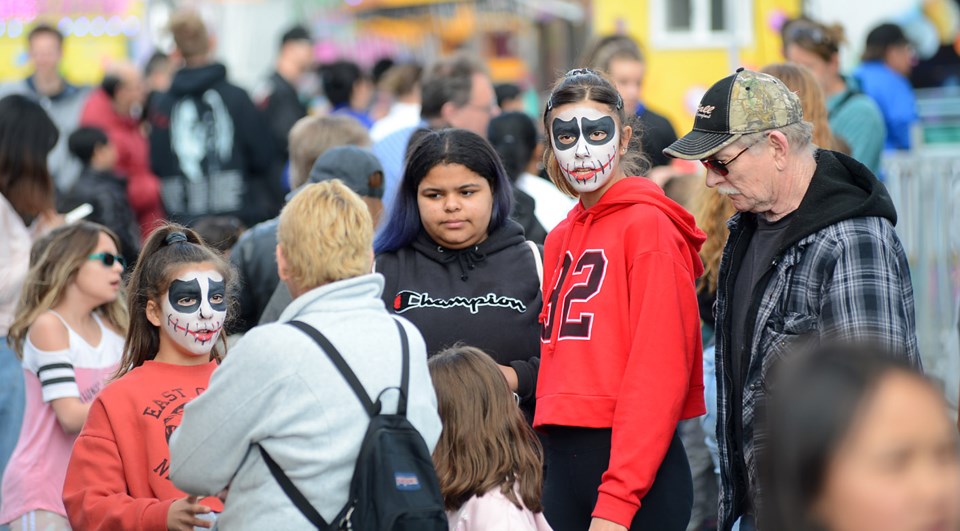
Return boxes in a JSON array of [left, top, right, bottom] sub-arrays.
[[1, 222, 127, 531], [63, 224, 230, 531]]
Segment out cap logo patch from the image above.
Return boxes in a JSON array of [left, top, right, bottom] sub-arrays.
[[697, 105, 716, 119]]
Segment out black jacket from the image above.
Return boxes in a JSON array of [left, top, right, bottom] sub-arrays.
[[254, 72, 308, 218], [512, 188, 547, 245], [58, 168, 141, 264], [375, 220, 543, 419], [229, 217, 280, 333], [637, 106, 678, 169], [149, 63, 274, 226]]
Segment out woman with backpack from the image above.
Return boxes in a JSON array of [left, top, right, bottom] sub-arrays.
[[168, 181, 443, 530]]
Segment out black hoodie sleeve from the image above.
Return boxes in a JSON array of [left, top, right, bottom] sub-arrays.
[[511, 239, 542, 407], [235, 89, 274, 177], [510, 356, 539, 405]]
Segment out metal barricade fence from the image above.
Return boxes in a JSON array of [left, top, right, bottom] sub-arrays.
[[884, 151, 960, 407]]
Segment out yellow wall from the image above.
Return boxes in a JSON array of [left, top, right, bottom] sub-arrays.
[[592, 0, 802, 135], [0, 14, 141, 85]]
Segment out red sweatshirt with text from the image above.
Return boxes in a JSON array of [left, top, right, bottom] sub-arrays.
[[535, 177, 706, 526], [63, 360, 223, 530]]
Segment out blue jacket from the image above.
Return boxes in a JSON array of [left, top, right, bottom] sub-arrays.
[[715, 150, 921, 530], [853, 61, 918, 150]]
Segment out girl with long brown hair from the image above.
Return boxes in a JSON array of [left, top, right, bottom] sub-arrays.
[[0, 222, 126, 531], [63, 224, 233, 531], [429, 346, 552, 530]]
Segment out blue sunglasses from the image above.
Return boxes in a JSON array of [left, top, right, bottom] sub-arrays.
[[89, 252, 127, 270]]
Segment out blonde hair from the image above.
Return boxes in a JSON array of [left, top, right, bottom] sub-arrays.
[[428, 345, 544, 512], [168, 9, 209, 60], [8, 222, 129, 358], [760, 63, 843, 151], [692, 185, 736, 295], [278, 180, 373, 291], [288, 115, 371, 190]]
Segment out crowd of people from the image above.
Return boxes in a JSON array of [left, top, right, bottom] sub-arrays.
[[0, 6, 958, 531]]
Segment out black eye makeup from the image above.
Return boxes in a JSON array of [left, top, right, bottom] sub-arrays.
[[582, 116, 616, 146], [551, 117, 581, 151], [208, 279, 227, 312], [168, 279, 202, 313], [552, 115, 617, 150]]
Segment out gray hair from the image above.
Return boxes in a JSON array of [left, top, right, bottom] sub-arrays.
[[419, 53, 488, 120], [737, 121, 814, 152]]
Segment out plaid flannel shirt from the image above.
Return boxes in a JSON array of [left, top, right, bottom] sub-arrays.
[[715, 211, 921, 530]]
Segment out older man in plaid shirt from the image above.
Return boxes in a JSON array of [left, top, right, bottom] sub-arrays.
[[665, 68, 920, 531]]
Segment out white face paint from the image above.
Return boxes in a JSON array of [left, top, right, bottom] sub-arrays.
[[160, 270, 227, 356], [551, 106, 622, 193]]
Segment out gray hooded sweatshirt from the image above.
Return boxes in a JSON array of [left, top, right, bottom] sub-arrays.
[[169, 273, 441, 529]]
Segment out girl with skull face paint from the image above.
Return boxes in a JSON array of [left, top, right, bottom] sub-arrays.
[[536, 69, 707, 531], [64, 224, 233, 531]]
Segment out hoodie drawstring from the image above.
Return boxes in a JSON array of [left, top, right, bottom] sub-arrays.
[[437, 245, 487, 282]]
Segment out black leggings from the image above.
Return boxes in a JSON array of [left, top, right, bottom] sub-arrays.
[[542, 427, 693, 531]]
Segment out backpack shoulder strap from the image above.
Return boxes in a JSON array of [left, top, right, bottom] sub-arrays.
[[259, 445, 329, 529], [395, 318, 409, 417], [288, 320, 377, 417]]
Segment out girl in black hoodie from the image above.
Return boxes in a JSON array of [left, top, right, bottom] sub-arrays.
[[375, 129, 543, 420]]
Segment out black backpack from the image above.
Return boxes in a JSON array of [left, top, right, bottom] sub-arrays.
[[258, 319, 448, 531]]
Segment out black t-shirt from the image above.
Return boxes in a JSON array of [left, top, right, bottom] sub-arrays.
[[729, 211, 794, 510]]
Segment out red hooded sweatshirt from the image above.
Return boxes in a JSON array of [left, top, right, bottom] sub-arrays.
[[80, 88, 165, 239], [535, 176, 706, 526], [63, 361, 223, 530]]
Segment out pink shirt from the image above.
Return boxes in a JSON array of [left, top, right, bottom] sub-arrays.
[[446, 486, 554, 531], [0, 312, 123, 522]]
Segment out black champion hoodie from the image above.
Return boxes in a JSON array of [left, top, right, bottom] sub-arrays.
[[376, 219, 543, 419], [148, 63, 274, 226]]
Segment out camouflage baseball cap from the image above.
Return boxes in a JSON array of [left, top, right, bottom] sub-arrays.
[[663, 68, 803, 160]]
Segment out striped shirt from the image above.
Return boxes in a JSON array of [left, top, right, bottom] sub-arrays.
[[0, 312, 122, 522]]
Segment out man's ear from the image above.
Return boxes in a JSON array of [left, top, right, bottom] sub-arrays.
[[439, 101, 458, 127], [146, 299, 162, 327], [767, 130, 790, 170]]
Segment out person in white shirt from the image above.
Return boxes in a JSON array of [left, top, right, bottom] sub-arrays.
[[488, 111, 575, 232], [370, 63, 423, 143]]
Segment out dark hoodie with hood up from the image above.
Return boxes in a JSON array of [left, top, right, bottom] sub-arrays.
[[535, 176, 706, 527], [149, 63, 274, 226], [375, 219, 543, 419], [714, 150, 921, 531]]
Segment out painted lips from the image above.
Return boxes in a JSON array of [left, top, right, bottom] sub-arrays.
[[167, 315, 222, 345], [188, 329, 219, 343], [564, 153, 616, 183]]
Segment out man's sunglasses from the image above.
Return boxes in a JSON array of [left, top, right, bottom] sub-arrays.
[[89, 252, 127, 270], [700, 144, 753, 177]]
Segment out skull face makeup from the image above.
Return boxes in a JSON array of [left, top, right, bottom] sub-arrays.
[[160, 270, 227, 356], [551, 106, 622, 193]]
